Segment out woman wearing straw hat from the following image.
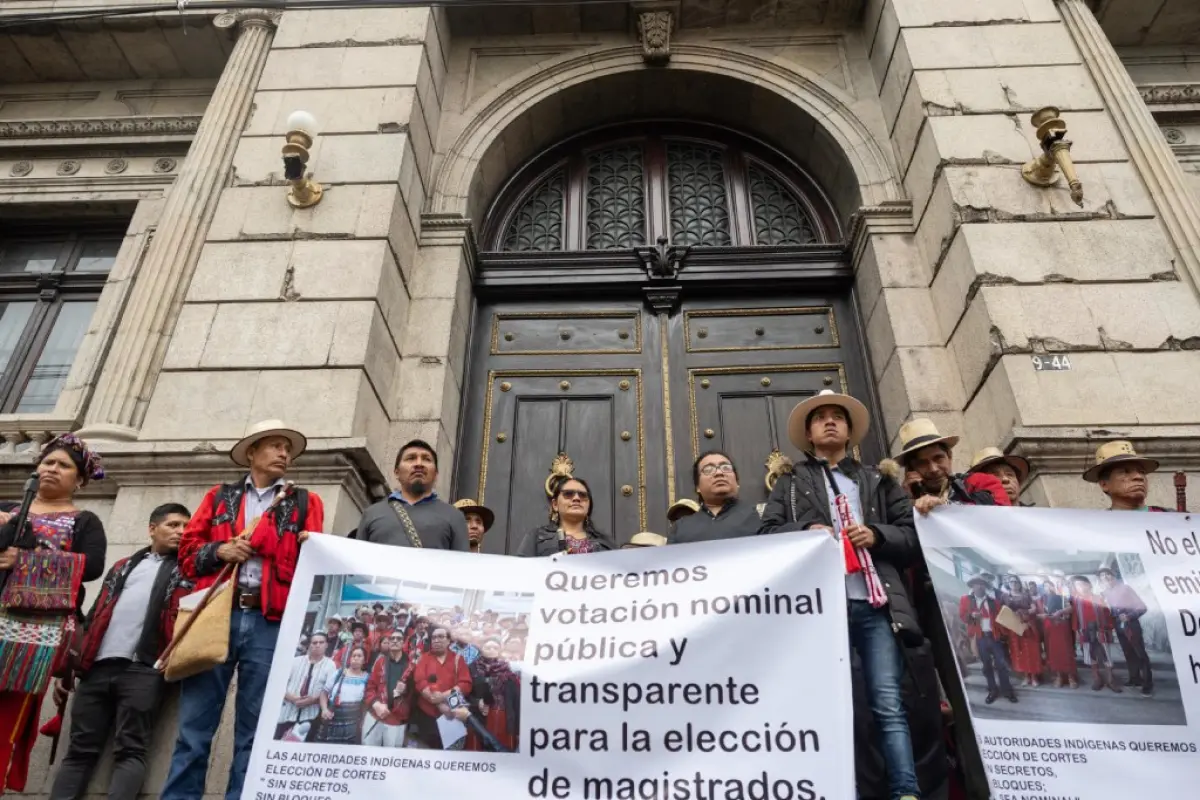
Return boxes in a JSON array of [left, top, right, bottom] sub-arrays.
[[967, 447, 1030, 507]]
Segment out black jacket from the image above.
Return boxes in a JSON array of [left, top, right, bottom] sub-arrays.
[[758, 455, 922, 643], [759, 456, 947, 798], [516, 523, 617, 557]]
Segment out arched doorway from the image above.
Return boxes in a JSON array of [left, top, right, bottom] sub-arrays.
[[454, 121, 877, 552]]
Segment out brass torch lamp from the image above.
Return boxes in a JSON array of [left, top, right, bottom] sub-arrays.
[[1021, 106, 1084, 207], [282, 110, 323, 209]]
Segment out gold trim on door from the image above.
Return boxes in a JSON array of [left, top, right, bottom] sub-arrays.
[[683, 306, 840, 352], [478, 368, 647, 531], [489, 310, 643, 355], [687, 363, 849, 458]]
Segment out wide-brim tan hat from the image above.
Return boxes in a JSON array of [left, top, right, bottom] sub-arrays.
[[453, 499, 495, 531], [895, 418, 959, 464], [625, 532, 667, 547], [1082, 440, 1159, 483], [969, 446, 1030, 484], [786, 389, 869, 452], [231, 419, 307, 468], [667, 498, 700, 522]]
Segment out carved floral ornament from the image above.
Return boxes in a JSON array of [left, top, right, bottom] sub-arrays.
[[0, 117, 201, 139], [1139, 84, 1200, 106], [637, 11, 674, 65]]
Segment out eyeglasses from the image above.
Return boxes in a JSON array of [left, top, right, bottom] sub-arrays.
[[559, 489, 589, 500], [699, 463, 735, 476]]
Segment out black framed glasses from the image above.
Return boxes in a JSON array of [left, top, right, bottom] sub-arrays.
[[699, 463, 735, 476]]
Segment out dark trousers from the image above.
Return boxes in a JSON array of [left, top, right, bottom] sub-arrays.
[[1117, 620, 1153, 691], [49, 659, 164, 800], [976, 636, 1013, 696]]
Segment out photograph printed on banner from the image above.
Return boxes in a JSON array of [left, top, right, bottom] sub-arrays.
[[924, 546, 1187, 726], [273, 573, 531, 753]]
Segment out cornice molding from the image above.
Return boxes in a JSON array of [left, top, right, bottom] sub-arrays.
[[0, 116, 202, 140], [1007, 425, 1200, 473], [1139, 83, 1200, 107], [846, 200, 914, 268], [419, 212, 480, 285]]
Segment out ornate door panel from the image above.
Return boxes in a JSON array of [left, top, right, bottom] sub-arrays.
[[665, 296, 876, 514], [456, 303, 661, 553]]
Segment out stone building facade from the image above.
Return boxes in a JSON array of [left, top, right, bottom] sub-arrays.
[[0, 0, 1198, 796]]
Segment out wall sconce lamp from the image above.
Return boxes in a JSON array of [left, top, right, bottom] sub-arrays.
[[1021, 106, 1084, 207], [282, 110, 323, 209]]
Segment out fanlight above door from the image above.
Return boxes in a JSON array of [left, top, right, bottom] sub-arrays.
[[486, 123, 838, 253]]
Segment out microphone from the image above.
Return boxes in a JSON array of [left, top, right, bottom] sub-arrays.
[[11, 471, 38, 547]]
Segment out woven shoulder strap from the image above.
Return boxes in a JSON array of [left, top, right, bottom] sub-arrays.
[[386, 500, 423, 548]]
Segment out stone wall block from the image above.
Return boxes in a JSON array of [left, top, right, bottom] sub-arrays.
[[247, 86, 418, 136], [867, 0, 900, 86], [187, 241, 294, 302], [991, 352, 1144, 427], [209, 185, 400, 241], [901, 24, 1080, 72], [232, 133, 410, 187], [913, 66, 1102, 117], [161, 300, 378, 371], [394, 357, 463, 442], [889, 0, 1059, 27], [140, 369, 377, 441], [865, 288, 942, 381], [259, 44, 425, 91], [401, 297, 455, 358], [274, 8, 432, 48], [915, 162, 1159, 274], [878, 33, 912, 132]]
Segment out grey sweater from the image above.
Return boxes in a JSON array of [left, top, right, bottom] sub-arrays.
[[356, 496, 470, 551]]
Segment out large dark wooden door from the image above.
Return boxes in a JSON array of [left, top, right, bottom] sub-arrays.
[[455, 293, 875, 553]]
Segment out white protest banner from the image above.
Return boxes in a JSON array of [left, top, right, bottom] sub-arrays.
[[917, 506, 1200, 798], [244, 530, 853, 800]]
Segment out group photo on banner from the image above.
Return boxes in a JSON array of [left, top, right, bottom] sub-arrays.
[[244, 530, 855, 800], [917, 505, 1200, 798]]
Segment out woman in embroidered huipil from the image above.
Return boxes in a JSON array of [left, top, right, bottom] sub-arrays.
[[0, 434, 106, 791], [317, 644, 371, 745], [516, 477, 617, 557]]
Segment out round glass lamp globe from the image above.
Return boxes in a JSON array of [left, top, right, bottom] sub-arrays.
[[286, 110, 318, 136]]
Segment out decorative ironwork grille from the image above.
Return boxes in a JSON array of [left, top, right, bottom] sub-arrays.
[[502, 167, 565, 251], [585, 145, 647, 250], [666, 143, 732, 247], [748, 163, 816, 245]]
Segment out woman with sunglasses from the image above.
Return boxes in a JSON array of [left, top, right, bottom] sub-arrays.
[[516, 477, 617, 556]]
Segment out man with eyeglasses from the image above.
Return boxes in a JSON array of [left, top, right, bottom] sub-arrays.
[[363, 632, 414, 748], [667, 451, 761, 544]]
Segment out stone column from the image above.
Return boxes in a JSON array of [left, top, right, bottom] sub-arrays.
[[77, 9, 280, 441], [1057, 0, 1200, 298]]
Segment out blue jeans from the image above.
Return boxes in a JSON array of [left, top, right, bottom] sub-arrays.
[[848, 600, 920, 800], [161, 608, 279, 800]]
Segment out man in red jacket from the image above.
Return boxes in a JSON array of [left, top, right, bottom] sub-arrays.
[[162, 420, 324, 800], [363, 632, 414, 747]]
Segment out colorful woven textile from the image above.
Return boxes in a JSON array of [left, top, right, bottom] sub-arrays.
[[0, 609, 70, 693]]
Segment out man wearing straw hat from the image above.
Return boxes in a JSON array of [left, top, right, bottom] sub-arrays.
[[968, 447, 1030, 507], [163, 420, 324, 800], [1083, 440, 1173, 512], [453, 499, 494, 553], [760, 389, 932, 800], [893, 419, 1010, 514]]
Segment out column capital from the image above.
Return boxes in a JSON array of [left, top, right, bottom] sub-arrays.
[[214, 8, 281, 33]]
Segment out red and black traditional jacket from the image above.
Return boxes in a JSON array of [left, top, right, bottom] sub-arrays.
[[78, 547, 194, 673], [178, 478, 324, 622]]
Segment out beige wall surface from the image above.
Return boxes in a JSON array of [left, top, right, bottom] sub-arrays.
[[1, 1, 1200, 797]]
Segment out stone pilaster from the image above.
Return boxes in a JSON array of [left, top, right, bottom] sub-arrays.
[[77, 9, 280, 441], [1057, 0, 1200, 299]]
